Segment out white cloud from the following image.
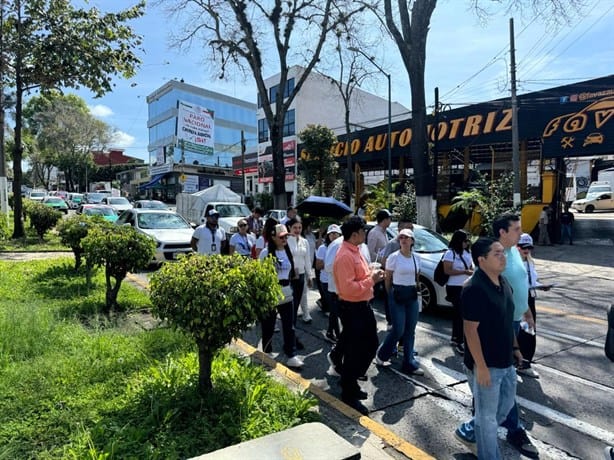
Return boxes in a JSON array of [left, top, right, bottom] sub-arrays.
[[89, 104, 114, 118], [111, 131, 136, 148]]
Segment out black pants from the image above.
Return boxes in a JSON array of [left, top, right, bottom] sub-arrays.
[[338, 300, 378, 395], [291, 273, 305, 325], [261, 300, 296, 358], [322, 284, 340, 337], [518, 294, 537, 364], [446, 285, 464, 344]]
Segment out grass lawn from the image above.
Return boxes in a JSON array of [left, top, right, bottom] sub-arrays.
[[0, 211, 69, 251], [0, 257, 317, 459]]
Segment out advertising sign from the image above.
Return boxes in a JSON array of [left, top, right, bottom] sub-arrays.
[[176, 100, 215, 157], [258, 140, 296, 184], [182, 175, 199, 193]]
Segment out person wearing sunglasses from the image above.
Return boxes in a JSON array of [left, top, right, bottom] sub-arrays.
[[229, 219, 256, 257]]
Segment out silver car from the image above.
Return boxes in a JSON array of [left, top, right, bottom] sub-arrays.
[[366, 222, 451, 311], [116, 209, 194, 265]]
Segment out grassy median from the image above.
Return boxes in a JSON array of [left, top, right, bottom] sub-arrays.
[[0, 258, 317, 459]]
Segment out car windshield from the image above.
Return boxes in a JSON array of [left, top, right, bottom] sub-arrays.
[[587, 187, 610, 196], [137, 213, 191, 230], [85, 207, 116, 216], [30, 192, 46, 198], [138, 200, 167, 209], [215, 204, 251, 217], [109, 197, 129, 205], [46, 198, 64, 204], [380, 222, 449, 253], [88, 193, 104, 201]]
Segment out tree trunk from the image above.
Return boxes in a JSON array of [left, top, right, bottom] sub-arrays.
[[104, 266, 122, 314], [197, 341, 213, 394], [11, 50, 25, 238], [270, 124, 288, 209]]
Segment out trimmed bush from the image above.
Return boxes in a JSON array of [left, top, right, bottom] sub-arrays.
[[28, 203, 62, 241]]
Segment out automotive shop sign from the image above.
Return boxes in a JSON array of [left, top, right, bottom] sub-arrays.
[[176, 100, 215, 156]]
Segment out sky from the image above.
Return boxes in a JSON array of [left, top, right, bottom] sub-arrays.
[[73, 0, 614, 162]]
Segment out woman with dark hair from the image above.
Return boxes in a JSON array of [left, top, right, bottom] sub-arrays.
[[286, 216, 312, 328], [315, 224, 342, 343], [259, 224, 303, 368], [443, 229, 474, 355], [255, 217, 278, 258]]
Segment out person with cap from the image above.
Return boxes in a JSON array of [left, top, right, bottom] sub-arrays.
[[517, 233, 550, 378], [333, 216, 384, 415], [375, 228, 425, 376], [443, 229, 474, 356], [229, 218, 256, 257], [456, 213, 539, 459], [259, 223, 303, 368], [191, 205, 227, 255], [315, 224, 342, 343]]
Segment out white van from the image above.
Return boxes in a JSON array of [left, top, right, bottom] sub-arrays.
[[587, 181, 612, 195]]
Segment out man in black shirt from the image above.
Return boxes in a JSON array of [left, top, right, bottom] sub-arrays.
[[559, 205, 574, 245], [461, 237, 523, 459]]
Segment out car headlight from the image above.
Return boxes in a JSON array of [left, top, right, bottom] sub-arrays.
[[229, 226, 238, 233]]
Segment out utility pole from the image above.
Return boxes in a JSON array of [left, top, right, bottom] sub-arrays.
[[432, 87, 439, 195], [240, 130, 246, 196], [0, 0, 8, 222], [510, 18, 521, 207]]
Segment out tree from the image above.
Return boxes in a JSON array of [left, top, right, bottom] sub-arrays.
[[27, 202, 62, 241], [298, 124, 339, 196], [2, 0, 144, 238], [164, 0, 372, 209], [23, 92, 111, 192], [149, 254, 281, 393], [82, 224, 155, 314], [57, 214, 107, 270], [372, 0, 585, 229]]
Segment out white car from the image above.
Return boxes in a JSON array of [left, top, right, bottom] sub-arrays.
[[101, 196, 133, 213], [28, 190, 47, 202], [116, 209, 194, 264], [571, 192, 614, 213], [366, 222, 451, 311]]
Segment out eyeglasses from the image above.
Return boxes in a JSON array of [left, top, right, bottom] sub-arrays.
[[278, 235, 288, 240], [238, 224, 248, 227]]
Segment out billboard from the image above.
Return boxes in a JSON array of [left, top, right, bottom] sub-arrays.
[[258, 140, 296, 184], [176, 100, 215, 159]]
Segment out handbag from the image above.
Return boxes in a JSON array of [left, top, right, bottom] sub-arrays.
[[277, 284, 294, 306], [434, 255, 449, 286]]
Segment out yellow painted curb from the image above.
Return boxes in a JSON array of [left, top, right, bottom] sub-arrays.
[[233, 338, 435, 460]]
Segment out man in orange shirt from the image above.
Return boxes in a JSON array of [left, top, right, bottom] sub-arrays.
[[334, 217, 384, 415]]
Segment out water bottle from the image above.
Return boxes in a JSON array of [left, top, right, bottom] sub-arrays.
[[520, 320, 535, 336]]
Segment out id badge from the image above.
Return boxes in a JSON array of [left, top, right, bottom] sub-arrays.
[[211, 243, 217, 252]]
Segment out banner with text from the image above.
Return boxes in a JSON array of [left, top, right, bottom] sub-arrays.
[[176, 100, 215, 158]]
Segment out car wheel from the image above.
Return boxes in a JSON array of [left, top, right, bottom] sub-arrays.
[[585, 205, 595, 213], [418, 276, 437, 313]]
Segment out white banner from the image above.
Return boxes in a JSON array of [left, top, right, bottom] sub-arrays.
[[176, 100, 214, 156], [182, 175, 199, 193]]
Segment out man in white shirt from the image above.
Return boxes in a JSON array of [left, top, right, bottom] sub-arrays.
[[191, 208, 227, 255], [367, 209, 392, 262]]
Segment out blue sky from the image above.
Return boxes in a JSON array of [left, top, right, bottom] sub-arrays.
[[74, 0, 614, 162]]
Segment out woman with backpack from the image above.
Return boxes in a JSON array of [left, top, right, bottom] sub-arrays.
[[443, 230, 474, 355]]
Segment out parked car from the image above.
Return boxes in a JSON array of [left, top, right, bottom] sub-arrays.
[[265, 209, 287, 222], [133, 200, 169, 210], [28, 190, 47, 202], [100, 196, 132, 213], [84, 192, 106, 204], [79, 204, 119, 223], [115, 209, 194, 264], [366, 222, 451, 311], [571, 192, 614, 213], [42, 197, 69, 214], [67, 193, 84, 209]]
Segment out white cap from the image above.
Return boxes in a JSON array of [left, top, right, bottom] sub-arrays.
[[326, 224, 342, 235], [518, 233, 533, 247]]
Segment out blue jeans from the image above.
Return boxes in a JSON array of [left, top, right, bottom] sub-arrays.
[[377, 288, 420, 370], [467, 365, 517, 460], [561, 224, 573, 244]]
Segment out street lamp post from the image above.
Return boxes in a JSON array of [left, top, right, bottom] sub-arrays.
[[349, 47, 392, 193]]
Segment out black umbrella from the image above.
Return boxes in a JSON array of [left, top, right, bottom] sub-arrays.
[[296, 196, 353, 218]]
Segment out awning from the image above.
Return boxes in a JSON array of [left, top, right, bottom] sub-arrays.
[[138, 174, 165, 190]]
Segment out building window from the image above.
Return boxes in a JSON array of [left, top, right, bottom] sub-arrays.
[[258, 118, 269, 143], [283, 109, 295, 137], [268, 78, 294, 105]]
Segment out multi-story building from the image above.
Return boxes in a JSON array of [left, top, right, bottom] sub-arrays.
[[145, 79, 257, 201], [246, 65, 408, 203]]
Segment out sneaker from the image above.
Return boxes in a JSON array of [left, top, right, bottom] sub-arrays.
[[507, 429, 539, 459], [326, 352, 341, 376], [604, 446, 614, 460], [400, 365, 424, 376], [375, 355, 392, 367], [286, 356, 304, 368], [517, 366, 539, 379], [454, 343, 465, 356], [455, 422, 477, 455]]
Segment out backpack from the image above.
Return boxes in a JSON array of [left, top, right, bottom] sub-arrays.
[[433, 254, 449, 286], [606, 304, 614, 362]]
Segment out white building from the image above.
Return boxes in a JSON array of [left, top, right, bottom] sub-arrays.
[[250, 65, 408, 202]]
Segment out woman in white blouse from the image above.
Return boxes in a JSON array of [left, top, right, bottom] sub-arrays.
[[443, 230, 474, 355], [375, 229, 424, 376], [287, 217, 313, 333]]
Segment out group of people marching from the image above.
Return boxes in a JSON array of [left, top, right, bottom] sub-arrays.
[[191, 203, 551, 459]]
